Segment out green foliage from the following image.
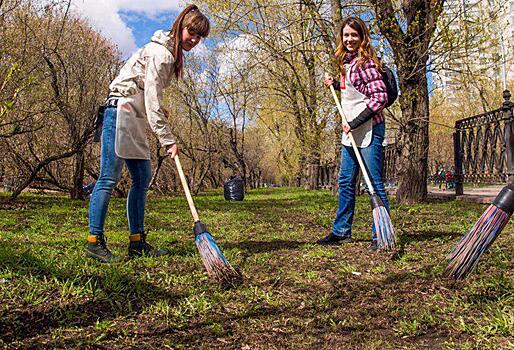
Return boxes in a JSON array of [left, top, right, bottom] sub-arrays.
[[0, 64, 21, 119]]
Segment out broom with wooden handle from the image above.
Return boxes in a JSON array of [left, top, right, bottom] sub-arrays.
[[325, 72, 396, 250], [174, 154, 241, 283]]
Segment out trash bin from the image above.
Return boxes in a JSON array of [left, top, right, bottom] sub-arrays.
[[223, 175, 244, 201]]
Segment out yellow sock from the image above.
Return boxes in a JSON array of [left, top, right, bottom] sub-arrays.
[[129, 233, 141, 242]]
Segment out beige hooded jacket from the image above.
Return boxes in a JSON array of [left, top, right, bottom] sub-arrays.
[[109, 30, 176, 159]]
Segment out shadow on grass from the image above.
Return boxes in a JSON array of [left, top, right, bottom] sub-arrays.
[[0, 245, 186, 344], [161, 268, 447, 348], [399, 230, 461, 245], [223, 240, 306, 254]]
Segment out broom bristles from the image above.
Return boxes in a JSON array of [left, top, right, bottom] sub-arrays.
[[195, 231, 241, 283], [372, 206, 396, 250], [445, 204, 510, 280]]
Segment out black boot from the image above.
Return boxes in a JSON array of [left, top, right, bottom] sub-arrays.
[[128, 232, 168, 258], [316, 233, 352, 245], [368, 240, 378, 252], [85, 234, 120, 263]]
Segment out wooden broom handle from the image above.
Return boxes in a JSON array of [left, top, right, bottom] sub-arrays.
[[174, 154, 200, 222], [325, 72, 376, 195]]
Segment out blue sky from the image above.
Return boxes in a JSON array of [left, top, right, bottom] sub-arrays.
[[118, 9, 179, 49], [72, 1, 187, 58]]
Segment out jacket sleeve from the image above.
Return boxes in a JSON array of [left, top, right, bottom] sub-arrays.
[[143, 52, 175, 147], [348, 61, 388, 130]]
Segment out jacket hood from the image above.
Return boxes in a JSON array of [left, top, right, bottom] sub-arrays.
[[151, 30, 173, 53]]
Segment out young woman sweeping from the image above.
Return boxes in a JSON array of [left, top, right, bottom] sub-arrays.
[[316, 17, 393, 251], [86, 4, 210, 262]]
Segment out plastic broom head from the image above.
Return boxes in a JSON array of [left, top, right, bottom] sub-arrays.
[[194, 222, 242, 284], [445, 184, 514, 279], [371, 194, 396, 250]]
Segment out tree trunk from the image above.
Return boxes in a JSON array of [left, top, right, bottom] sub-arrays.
[[148, 157, 165, 192], [370, 0, 444, 204], [395, 73, 430, 203], [296, 154, 305, 187], [70, 149, 85, 200], [305, 155, 320, 190], [330, 1, 343, 194]]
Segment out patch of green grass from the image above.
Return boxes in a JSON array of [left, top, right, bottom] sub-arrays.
[[394, 318, 420, 337], [304, 247, 336, 259], [337, 261, 357, 274]]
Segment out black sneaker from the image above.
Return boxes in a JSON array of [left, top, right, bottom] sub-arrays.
[[128, 232, 168, 258], [85, 234, 120, 263], [368, 240, 378, 251], [316, 233, 352, 245]]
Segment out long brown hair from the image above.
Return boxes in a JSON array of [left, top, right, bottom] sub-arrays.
[[170, 4, 210, 79], [334, 17, 382, 76]]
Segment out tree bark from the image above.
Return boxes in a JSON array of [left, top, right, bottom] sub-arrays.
[[395, 74, 430, 203], [70, 149, 85, 200], [329, 0, 343, 192]]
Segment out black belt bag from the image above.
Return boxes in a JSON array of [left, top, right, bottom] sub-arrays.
[[93, 97, 119, 142], [105, 97, 119, 107], [93, 105, 106, 142]]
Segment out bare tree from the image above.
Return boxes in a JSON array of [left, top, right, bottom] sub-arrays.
[[1, 1, 120, 199]]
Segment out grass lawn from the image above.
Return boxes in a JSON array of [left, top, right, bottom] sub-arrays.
[[0, 188, 512, 349]]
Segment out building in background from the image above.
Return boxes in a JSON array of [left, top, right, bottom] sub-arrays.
[[433, 0, 514, 104]]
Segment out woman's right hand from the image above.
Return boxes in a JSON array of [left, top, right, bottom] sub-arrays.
[[166, 144, 178, 158], [324, 76, 333, 88], [342, 122, 351, 134]]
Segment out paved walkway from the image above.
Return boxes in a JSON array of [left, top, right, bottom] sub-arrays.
[[427, 184, 504, 203], [387, 185, 505, 204]]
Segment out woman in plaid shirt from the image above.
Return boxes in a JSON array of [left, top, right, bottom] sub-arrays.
[[316, 17, 390, 251]]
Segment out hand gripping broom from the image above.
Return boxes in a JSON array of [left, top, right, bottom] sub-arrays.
[[445, 183, 514, 279], [325, 73, 396, 250], [174, 154, 241, 283]]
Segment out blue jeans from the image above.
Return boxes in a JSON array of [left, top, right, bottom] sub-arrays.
[[332, 122, 390, 240], [89, 106, 152, 235]]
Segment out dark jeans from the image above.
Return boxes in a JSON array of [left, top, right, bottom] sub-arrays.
[[333, 122, 390, 240]]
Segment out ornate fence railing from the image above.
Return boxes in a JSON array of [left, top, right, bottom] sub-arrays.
[[453, 90, 514, 195], [383, 143, 398, 185], [380, 90, 514, 194], [454, 109, 505, 183]]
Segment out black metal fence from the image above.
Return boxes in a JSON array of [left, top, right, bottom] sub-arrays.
[[453, 90, 514, 194], [381, 90, 514, 194], [383, 143, 398, 185]]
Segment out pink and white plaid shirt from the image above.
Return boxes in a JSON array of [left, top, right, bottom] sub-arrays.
[[340, 53, 387, 125]]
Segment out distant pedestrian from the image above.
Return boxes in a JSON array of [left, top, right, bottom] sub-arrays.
[[445, 170, 453, 190], [438, 168, 446, 190]]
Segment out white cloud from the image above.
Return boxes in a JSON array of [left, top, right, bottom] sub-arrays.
[[71, 0, 186, 57], [113, 0, 184, 15], [217, 34, 254, 79]]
